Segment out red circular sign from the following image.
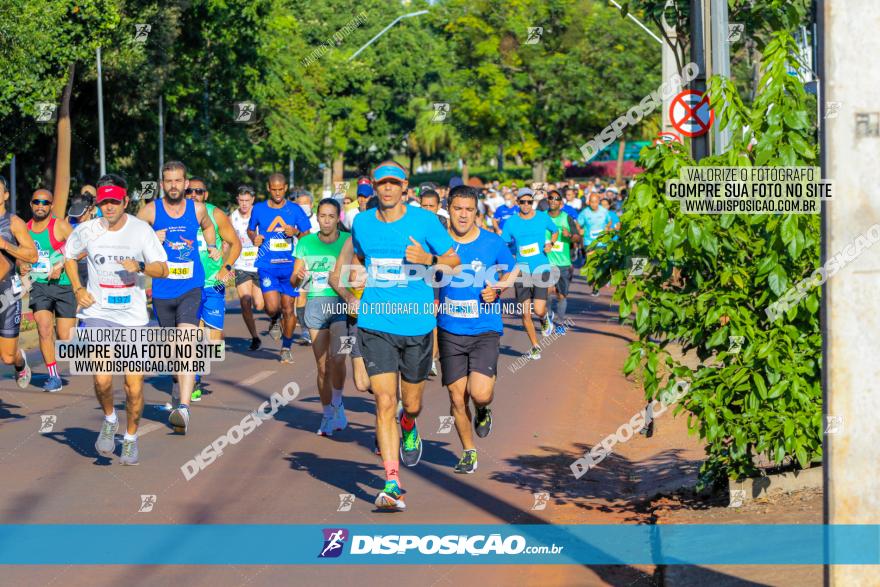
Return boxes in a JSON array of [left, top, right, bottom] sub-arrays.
[[654, 132, 683, 145], [669, 90, 714, 138]]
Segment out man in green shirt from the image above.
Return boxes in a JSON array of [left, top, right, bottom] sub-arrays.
[[24, 188, 76, 392], [291, 198, 353, 437], [187, 178, 241, 401], [546, 189, 582, 335]]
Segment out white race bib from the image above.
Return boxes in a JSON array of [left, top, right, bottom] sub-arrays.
[[11, 275, 22, 295], [311, 271, 329, 289], [32, 252, 51, 276], [167, 261, 194, 279], [372, 258, 405, 281], [551, 241, 564, 253], [519, 243, 540, 257], [100, 285, 133, 309], [444, 297, 479, 319], [270, 237, 292, 252]]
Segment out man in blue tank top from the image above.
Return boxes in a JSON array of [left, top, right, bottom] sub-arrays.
[[246, 172, 312, 364], [137, 160, 219, 434]]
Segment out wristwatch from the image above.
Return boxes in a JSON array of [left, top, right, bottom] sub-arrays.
[[224, 264, 233, 271], [138, 261, 146, 273], [430, 254, 438, 266]]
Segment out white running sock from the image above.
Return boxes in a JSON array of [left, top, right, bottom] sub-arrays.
[[123, 432, 137, 442], [331, 388, 343, 407], [105, 410, 118, 424], [323, 404, 333, 417]]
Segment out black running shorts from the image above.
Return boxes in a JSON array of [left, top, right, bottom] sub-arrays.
[[552, 265, 574, 297], [438, 329, 500, 386], [357, 326, 433, 383], [29, 282, 77, 319], [234, 270, 259, 288], [152, 286, 202, 327]]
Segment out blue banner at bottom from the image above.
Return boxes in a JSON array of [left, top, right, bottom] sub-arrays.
[[0, 524, 876, 565]]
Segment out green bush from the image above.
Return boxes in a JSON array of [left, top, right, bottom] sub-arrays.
[[585, 32, 822, 486]]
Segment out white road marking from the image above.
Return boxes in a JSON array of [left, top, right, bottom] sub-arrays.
[[241, 370, 276, 386], [135, 421, 165, 438]]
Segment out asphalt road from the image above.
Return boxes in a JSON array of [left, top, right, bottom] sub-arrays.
[[0, 278, 705, 586]]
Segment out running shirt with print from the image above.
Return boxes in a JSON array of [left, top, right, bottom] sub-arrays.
[[27, 217, 70, 285], [230, 209, 258, 272], [295, 232, 350, 299], [64, 215, 167, 326], [546, 212, 578, 267], [577, 206, 611, 246], [151, 198, 204, 298], [196, 202, 223, 287], [500, 212, 559, 272], [247, 200, 312, 269], [437, 229, 514, 336]]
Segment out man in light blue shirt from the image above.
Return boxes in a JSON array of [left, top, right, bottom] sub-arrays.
[[577, 193, 611, 296]]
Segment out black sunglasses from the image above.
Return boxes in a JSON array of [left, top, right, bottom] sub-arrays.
[[517, 198, 534, 205], [548, 196, 563, 201], [185, 188, 206, 195], [31, 199, 52, 206]]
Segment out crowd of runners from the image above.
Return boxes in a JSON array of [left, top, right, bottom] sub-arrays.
[[0, 157, 625, 511]]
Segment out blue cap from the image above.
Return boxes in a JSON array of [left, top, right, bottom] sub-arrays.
[[372, 163, 407, 183], [449, 176, 464, 189], [357, 183, 373, 197]]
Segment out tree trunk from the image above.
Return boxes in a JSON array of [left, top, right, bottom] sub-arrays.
[[408, 152, 415, 177], [332, 152, 344, 183], [497, 143, 504, 173], [532, 160, 547, 183], [461, 159, 469, 183], [514, 153, 524, 166], [615, 140, 626, 187]]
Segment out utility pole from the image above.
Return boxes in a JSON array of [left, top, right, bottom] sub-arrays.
[[709, 0, 732, 155], [688, 0, 710, 161], [96, 47, 107, 176], [823, 0, 880, 583], [9, 155, 16, 215], [289, 155, 295, 188], [158, 95, 164, 198]]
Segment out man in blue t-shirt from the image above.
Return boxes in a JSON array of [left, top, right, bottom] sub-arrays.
[[577, 192, 612, 297], [347, 160, 460, 512], [492, 192, 519, 233], [437, 185, 518, 475], [500, 188, 559, 360], [247, 172, 312, 363]]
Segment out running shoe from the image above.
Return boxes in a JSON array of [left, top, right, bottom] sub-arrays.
[[430, 359, 438, 377], [268, 317, 281, 340], [454, 449, 478, 474], [529, 346, 542, 360], [15, 351, 31, 389], [95, 418, 119, 456], [541, 313, 554, 337], [375, 480, 406, 511], [191, 386, 203, 402], [279, 348, 293, 364], [333, 403, 347, 431], [248, 337, 262, 351], [591, 287, 601, 297], [298, 331, 312, 346], [119, 437, 139, 465], [555, 324, 567, 336], [317, 415, 334, 437], [42, 375, 63, 393], [400, 419, 422, 467], [169, 405, 190, 434], [474, 406, 493, 438]]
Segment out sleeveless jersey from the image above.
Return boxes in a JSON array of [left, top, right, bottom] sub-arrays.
[[27, 217, 70, 285], [151, 198, 205, 298]]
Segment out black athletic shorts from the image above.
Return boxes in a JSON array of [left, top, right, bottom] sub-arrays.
[[552, 265, 574, 297], [29, 281, 77, 318], [357, 326, 433, 383], [234, 270, 259, 287], [514, 269, 552, 304], [438, 329, 500, 386], [152, 286, 202, 327]]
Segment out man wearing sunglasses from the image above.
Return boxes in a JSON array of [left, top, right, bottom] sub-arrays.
[[344, 160, 460, 511], [64, 174, 168, 465], [185, 177, 241, 401], [23, 188, 76, 392], [545, 189, 583, 335], [500, 187, 559, 360], [138, 161, 218, 433]]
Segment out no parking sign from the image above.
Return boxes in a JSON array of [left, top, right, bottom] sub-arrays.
[[669, 90, 714, 138]]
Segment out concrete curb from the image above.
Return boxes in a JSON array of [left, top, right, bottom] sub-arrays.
[[728, 465, 823, 507]]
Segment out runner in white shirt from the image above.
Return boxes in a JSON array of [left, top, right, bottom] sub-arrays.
[[63, 174, 168, 466], [229, 185, 265, 351]]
